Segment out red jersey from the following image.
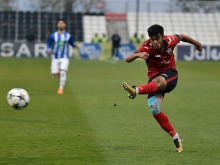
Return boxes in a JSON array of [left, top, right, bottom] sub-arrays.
[[137, 35, 180, 78]]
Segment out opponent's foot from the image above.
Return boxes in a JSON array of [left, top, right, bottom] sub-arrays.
[[122, 82, 136, 99], [57, 88, 63, 94], [174, 135, 183, 152]]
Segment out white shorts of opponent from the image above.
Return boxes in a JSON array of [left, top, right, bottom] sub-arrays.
[[51, 58, 69, 74]]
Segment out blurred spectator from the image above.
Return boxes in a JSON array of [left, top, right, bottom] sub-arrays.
[[100, 33, 109, 43], [111, 30, 121, 60], [25, 28, 36, 42], [130, 32, 139, 43], [91, 33, 101, 43], [139, 34, 146, 43]]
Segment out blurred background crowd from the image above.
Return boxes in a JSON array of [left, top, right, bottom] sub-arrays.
[[0, 0, 220, 45]]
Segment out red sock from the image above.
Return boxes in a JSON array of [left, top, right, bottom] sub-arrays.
[[153, 111, 176, 137], [137, 81, 158, 94]]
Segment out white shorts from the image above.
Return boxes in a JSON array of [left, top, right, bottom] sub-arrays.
[[51, 58, 69, 74]]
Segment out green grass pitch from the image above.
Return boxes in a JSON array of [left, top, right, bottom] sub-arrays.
[[0, 58, 220, 165]]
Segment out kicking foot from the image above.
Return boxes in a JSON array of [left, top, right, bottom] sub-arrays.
[[122, 82, 136, 99]]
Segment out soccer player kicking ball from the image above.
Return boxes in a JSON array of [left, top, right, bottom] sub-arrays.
[[47, 19, 78, 94], [122, 24, 202, 152]]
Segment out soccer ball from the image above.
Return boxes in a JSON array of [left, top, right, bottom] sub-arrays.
[[7, 88, 30, 110]]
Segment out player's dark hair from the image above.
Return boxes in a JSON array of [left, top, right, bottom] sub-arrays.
[[57, 19, 66, 25], [147, 24, 164, 37]]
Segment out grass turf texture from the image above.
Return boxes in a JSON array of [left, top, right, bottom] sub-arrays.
[[0, 58, 220, 165]]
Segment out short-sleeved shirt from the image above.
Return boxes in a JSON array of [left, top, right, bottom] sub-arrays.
[[136, 35, 180, 78]]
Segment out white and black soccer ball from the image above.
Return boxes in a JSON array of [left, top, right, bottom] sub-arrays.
[[7, 88, 30, 110]]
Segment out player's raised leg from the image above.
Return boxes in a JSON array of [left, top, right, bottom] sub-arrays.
[[122, 80, 158, 99]]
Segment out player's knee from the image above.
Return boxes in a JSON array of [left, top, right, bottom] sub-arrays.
[[153, 76, 167, 90], [52, 73, 59, 78], [148, 96, 161, 115], [60, 70, 66, 77]]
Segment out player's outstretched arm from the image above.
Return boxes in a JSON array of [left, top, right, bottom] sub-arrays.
[[46, 34, 54, 55], [125, 52, 149, 63], [178, 34, 202, 52], [69, 35, 79, 49]]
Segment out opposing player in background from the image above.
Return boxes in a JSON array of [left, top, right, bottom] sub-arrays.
[[47, 19, 78, 94], [122, 24, 202, 152]]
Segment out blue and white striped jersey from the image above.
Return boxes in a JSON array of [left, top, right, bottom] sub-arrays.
[[46, 31, 76, 59]]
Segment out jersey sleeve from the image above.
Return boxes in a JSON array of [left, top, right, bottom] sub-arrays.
[[46, 34, 54, 51], [68, 35, 76, 48], [134, 42, 150, 54], [168, 35, 180, 46]]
